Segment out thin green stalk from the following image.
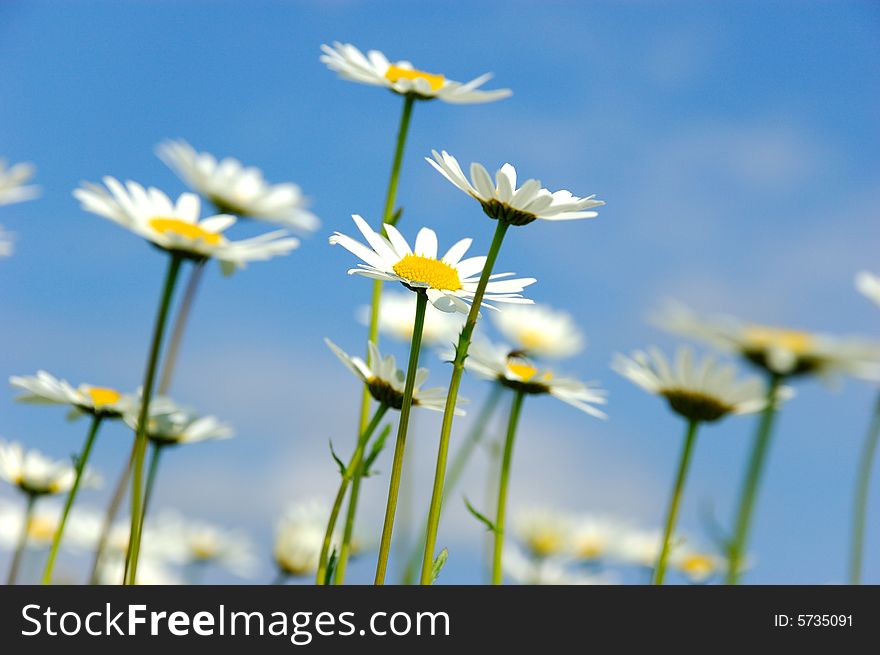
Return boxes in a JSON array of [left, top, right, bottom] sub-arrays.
[[137, 442, 164, 538], [374, 288, 428, 584], [42, 414, 103, 585], [491, 390, 526, 585], [400, 383, 504, 584], [725, 373, 782, 584], [315, 403, 389, 584], [88, 443, 135, 584], [334, 458, 365, 585], [849, 390, 880, 584], [357, 95, 416, 433], [157, 261, 205, 395], [124, 254, 184, 585], [7, 494, 36, 585], [420, 220, 511, 584], [653, 419, 700, 585]]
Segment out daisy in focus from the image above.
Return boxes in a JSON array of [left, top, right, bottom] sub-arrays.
[[492, 304, 585, 360], [274, 500, 330, 580], [612, 346, 775, 423], [330, 214, 535, 313], [0, 159, 39, 206], [10, 370, 135, 419], [360, 291, 464, 346], [856, 271, 880, 308], [123, 398, 233, 447], [156, 140, 319, 232], [653, 302, 880, 380], [427, 150, 604, 226], [0, 441, 97, 497], [320, 42, 511, 104], [464, 341, 607, 418], [74, 178, 300, 274], [326, 339, 462, 414]]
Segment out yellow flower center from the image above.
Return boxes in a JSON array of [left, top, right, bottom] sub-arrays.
[[529, 532, 564, 557], [518, 329, 548, 351], [506, 358, 553, 383], [575, 540, 606, 560], [191, 542, 218, 560], [392, 254, 462, 291], [28, 516, 59, 542], [744, 326, 814, 354], [85, 387, 122, 408], [149, 217, 223, 245], [679, 554, 716, 578], [384, 64, 445, 91]]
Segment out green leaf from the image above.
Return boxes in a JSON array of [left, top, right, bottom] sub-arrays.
[[389, 207, 404, 226], [328, 440, 346, 477], [464, 497, 497, 533], [362, 423, 392, 478], [430, 548, 448, 585], [324, 548, 337, 585]]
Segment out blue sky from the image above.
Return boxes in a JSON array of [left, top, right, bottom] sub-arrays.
[[1, 0, 879, 584]]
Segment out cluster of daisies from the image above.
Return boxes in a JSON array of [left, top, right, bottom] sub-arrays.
[[3, 41, 880, 587]]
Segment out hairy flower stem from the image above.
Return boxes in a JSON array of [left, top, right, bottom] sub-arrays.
[[374, 288, 428, 584], [491, 389, 526, 585], [849, 391, 880, 584], [41, 414, 103, 584], [653, 419, 700, 585], [420, 220, 510, 584]]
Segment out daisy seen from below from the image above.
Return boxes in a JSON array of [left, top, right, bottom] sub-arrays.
[[492, 304, 585, 360], [156, 139, 319, 232], [317, 339, 462, 585], [503, 545, 616, 586], [511, 508, 575, 561], [361, 291, 464, 347], [612, 346, 772, 585], [0, 441, 98, 584], [320, 42, 511, 104], [427, 150, 604, 226], [0, 159, 39, 206], [10, 370, 135, 584], [274, 500, 329, 583], [420, 151, 603, 584], [670, 546, 726, 584]]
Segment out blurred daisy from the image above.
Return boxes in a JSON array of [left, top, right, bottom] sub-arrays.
[[74, 178, 300, 274], [274, 500, 329, 578], [427, 150, 604, 226], [670, 546, 726, 584], [654, 302, 880, 380], [614, 529, 667, 569], [0, 225, 13, 257], [0, 441, 98, 496], [330, 214, 535, 314], [95, 555, 183, 586], [326, 339, 461, 414], [10, 370, 135, 419], [0, 500, 101, 552], [320, 42, 511, 104], [124, 398, 233, 447], [492, 304, 585, 359], [156, 140, 319, 232], [612, 346, 775, 423], [0, 159, 39, 206], [464, 341, 607, 418], [503, 546, 615, 585], [856, 271, 880, 308], [156, 512, 257, 578], [360, 291, 464, 346], [512, 508, 574, 559], [569, 515, 627, 561]]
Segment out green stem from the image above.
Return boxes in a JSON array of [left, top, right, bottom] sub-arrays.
[[400, 383, 504, 584], [334, 459, 365, 585], [138, 442, 164, 537], [849, 390, 880, 584], [491, 390, 526, 585], [315, 403, 389, 584], [124, 254, 184, 585], [7, 494, 36, 585], [357, 95, 416, 434], [88, 443, 135, 584], [420, 220, 511, 584], [725, 372, 782, 584], [157, 261, 205, 395], [653, 419, 700, 585], [41, 414, 103, 585], [374, 288, 428, 584]]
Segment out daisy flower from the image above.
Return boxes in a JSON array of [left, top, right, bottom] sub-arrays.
[[155, 512, 257, 578], [569, 515, 628, 562], [123, 398, 233, 447], [94, 555, 183, 586], [74, 178, 300, 274], [512, 507, 574, 559], [463, 340, 607, 418], [0, 159, 39, 206], [359, 290, 464, 346], [320, 42, 511, 104], [427, 150, 604, 226], [614, 528, 668, 569], [653, 302, 880, 380], [670, 546, 726, 584], [274, 500, 329, 578], [502, 546, 616, 586], [330, 214, 535, 314], [492, 304, 585, 359], [0, 441, 98, 496], [0, 500, 101, 552], [612, 346, 776, 423], [156, 140, 319, 232], [856, 271, 880, 308], [10, 370, 135, 419], [326, 339, 462, 414]]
